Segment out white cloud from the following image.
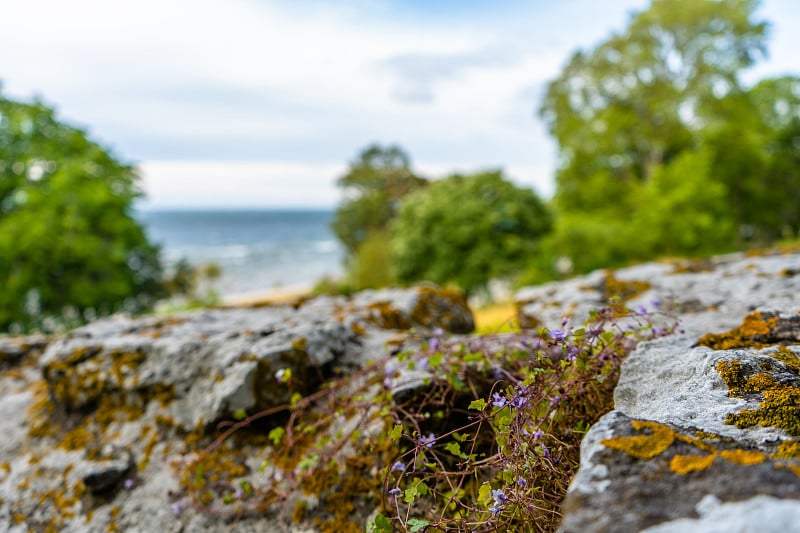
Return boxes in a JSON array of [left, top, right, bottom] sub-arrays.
[[138, 160, 347, 208], [2, 0, 798, 207]]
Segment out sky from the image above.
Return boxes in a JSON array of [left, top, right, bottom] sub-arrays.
[[2, 0, 799, 208]]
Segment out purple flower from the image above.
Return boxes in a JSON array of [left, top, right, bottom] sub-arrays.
[[517, 477, 527, 487], [542, 444, 551, 458], [532, 428, 544, 441], [124, 478, 135, 490], [566, 345, 579, 362], [491, 489, 508, 504], [491, 392, 507, 408], [388, 488, 402, 496], [511, 394, 527, 409], [548, 328, 567, 343], [419, 433, 436, 448], [234, 486, 245, 498], [489, 506, 503, 517], [429, 337, 440, 352], [561, 317, 570, 327], [636, 305, 648, 315], [651, 298, 660, 308], [390, 460, 405, 473], [170, 501, 183, 515]]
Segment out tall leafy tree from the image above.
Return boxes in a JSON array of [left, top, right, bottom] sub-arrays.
[[537, 0, 800, 274], [540, 0, 768, 214], [331, 144, 427, 255], [0, 90, 165, 331], [391, 170, 551, 294]]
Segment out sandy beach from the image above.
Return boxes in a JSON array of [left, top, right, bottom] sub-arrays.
[[221, 284, 314, 307]]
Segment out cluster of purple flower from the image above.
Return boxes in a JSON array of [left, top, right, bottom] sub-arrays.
[[419, 432, 436, 448], [489, 488, 507, 517]]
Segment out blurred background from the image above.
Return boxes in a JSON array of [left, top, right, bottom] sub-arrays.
[[1, 0, 798, 332]]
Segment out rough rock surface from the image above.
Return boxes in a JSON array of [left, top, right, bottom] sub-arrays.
[[4, 249, 800, 532], [0, 286, 471, 533], [535, 251, 800, 532]]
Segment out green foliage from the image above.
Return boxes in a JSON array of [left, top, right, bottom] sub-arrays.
[[391, 170, 552, 294], [633, 148, 735, 255], [331, 144, 427, 256], [346, 230, 395, 291], [182, 300, 673, 531], [539, 0, 800, 271], [0, 91, 165, 332]]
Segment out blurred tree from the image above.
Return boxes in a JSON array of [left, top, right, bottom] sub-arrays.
[[331, 144, 428, 255], [0, 91, 165, 332], [538, 0, 800, 272], [391, 170, 551, 294], [540, 0, 766, 207]]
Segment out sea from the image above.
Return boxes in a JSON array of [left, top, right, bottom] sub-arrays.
[[135, 209, 343, 300]]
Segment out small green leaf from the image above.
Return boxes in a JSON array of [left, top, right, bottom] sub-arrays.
[[478, 481, 492, 504], [444, 441, 468, 459], [468, 398, 487, 412], [268, 426, 285, 446], [429, 352, 444, 368], [464, 351, 485, 363], [407, 518, 430, 532], [232, 408, 247, 421], [369, 514, 393, 533], [389, 424, 403, 441]]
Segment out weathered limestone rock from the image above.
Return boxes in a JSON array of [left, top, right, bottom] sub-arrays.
[[0, 285, 472, 532], [559, 300, 800, 531], [512, 252, 800, 531], [516, 252, 800, 330]]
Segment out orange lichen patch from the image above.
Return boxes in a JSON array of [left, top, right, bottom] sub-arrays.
[[772, 440, 800, 459], [601, 420, 675, 459], [9, 467, 87, 531], [292, 337, 308, 351], [675, 433, 717, 454], [139, 429, 161, 472], [411, 286, 474, 333], [697, 311, 779, 350], [603, 420, 779, 475], [601, 272, 651, 303], [670, 454, 716, 475], [716, 360, 800, 436], [670, 258, 717, 274], [350, 322, 366, 336], [774, 346, 800, 373], [775, 462, 800, 478], [365, 302, 412, 330], [59, 426, 92, 451], [27, 380, 59, 438], [718, 449, 767, 465]]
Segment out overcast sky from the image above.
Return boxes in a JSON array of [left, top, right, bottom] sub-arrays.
[[3, 0, 799, 208]]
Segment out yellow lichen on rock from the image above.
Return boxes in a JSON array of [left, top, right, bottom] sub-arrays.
[[601, 272, 651, 303], [715, 360, 800, 436], [772, 440, 800, 459], [670, 454, 716, 475], [774, 346, 800, 373], [718, 449, 767, 465], [775, 462, 800, 478], [601, 420, 675, 459], [697, 311, 779, 350]]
